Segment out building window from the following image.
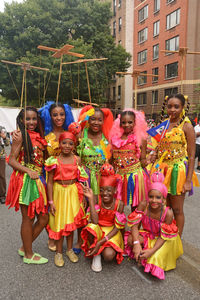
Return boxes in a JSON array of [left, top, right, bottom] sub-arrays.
[[138, 71, 147, 85], [153, 20, 160, 37], [166, 9, 180, 30], [118, 40, 122, 44], [137, 93, 147, 106], [113, 86, 116, 101], [113, 21, 116, 37], [154, 0, 160, 13], [165, 62, 178, 79], [164, 87, 178, 96], [167, 0, 176, 4], [138, 27, 148, 44], [118, 85, 121, 100], [152, 90, 158, 104], [153, 44, 159, 60], [118, 0, 122, 8], [119, 17, 122, 31], [138, 49, 147, 64], [138, 5, 148, 23], [165, 36, 179, 53], [113, 0, 116, 16], [152, 67, 159, 83]]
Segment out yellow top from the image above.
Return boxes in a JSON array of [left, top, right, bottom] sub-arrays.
[[45, 132, 61, 157]]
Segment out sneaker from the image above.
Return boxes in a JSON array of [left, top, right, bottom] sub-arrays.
[[91, 255, 102, 272], [197, 166, 200, 171], [54, 253, 64, 267], [66, 249, 79, 263]]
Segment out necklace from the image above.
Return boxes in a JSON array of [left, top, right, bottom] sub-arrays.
[[102, 200, 114, 210]]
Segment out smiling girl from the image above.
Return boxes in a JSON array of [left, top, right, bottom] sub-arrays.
[[45, 132, 88, 267], [125, 172, 183, 280], [109, 109, 149, 209], [6, 107, 49, 264], [151, 94, 199, 235]]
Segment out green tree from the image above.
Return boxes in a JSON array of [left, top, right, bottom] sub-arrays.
[[0, 0, 131, 106]]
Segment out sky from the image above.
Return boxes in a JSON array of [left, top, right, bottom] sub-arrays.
[[0, 0, 24, 12]]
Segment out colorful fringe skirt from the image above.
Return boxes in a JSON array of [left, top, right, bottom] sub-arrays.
[[81, 223, 124, 264], [47, 182, 87, 240], [119, 163, 150, 206], [151, 158, 199, 195], [6, 170, 48, 219], [124, 230, 183, 280]]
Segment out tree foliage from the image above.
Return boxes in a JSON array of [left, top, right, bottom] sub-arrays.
[[0, 0, 131, 106]]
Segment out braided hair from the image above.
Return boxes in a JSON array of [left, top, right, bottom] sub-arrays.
[[120, 110, 135, 126], [160, 96, 168, 123], [167, 94, 190, 125], [16, 107, 44, 164]]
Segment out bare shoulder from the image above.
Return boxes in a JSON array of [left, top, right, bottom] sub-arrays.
[[118, 200, 124, 213], [183, 122, 194, 133], [164, 207, 174, 225]]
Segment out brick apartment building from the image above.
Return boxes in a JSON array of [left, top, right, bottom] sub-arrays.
[[134, 0, 200, 117]]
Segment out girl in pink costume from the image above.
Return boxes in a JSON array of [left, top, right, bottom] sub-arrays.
[[125, 172, 183, 280], [109, 109, 149, 208]]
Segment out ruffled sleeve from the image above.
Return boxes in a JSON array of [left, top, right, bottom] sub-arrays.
[[86, 204, 100, 221], [115, 211, 127, 229], [127, 209, 144, 227], [161, 220, 179, 240], [45, 156, 58, 172], [77, 166, 88, 182]]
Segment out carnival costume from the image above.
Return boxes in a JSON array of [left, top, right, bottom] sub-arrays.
[[109, 109, 149, 206], [45, 133, 88, 240], [6, 131, 48, 219], [125, 172, 183, 280], [151, 117, 199, 195], [81, 164, 126, 264], [77, 106, 113, 196]]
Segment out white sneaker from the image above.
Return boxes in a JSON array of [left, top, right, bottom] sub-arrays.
[[91, 255, 102, 272]]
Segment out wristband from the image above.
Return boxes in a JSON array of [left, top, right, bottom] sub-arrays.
[[105, 235, 109, 242], [49, 201, 54, 204], [133, 240, 139, 245]]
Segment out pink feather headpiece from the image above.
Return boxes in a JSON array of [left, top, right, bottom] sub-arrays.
[[109, 109, 148, 146], [149, 172, 168, 199]]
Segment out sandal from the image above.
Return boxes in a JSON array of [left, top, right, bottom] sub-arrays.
[[73, 247, 82, 255], [23, 253, 48, 265], [18, 249, 25, 257]]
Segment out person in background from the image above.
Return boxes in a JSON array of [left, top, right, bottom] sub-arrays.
[[194, 119, 200, 171], [0, 125, 10, 204]]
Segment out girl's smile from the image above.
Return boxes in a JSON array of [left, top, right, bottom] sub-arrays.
[[60, 138, 74, 155], [88, 111, 103, 133], [120, 114, 135, 135], [100, 186, 115, 204], [148, 189, 164, 210], [23, 111, 38, 131], [167, 97, 183, 122], [51, 107, 65, 128]]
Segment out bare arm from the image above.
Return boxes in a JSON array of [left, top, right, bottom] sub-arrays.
[[47, 169, 56, 216], [81, 183, 98, 224], [183, 122, 195, 192], [140, 139, 147, 168]]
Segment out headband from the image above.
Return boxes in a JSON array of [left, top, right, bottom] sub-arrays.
[[59, 132, 76, 143]]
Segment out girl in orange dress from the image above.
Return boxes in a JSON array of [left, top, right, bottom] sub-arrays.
[[81, 163, 126, 272], [45, 132, 88, 267]]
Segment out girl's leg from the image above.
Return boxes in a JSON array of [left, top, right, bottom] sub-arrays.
[[66, 232, 73, 251], [54, 237, 64, 267], [56, 237, 64, 254], [66, 232, 78, 263], [73, 227, 83, 250], [102, 247, 116, 262], [168, 194, 185, 236], [32, 213, 49, 242], [20, 205, 41, 260]]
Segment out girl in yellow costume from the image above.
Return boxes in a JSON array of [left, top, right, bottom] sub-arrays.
[[81, 163, 126, 272], [151, 94, 199, 236], [39, 101, 74, 251], [125, 172, 183, 280], [45, 132, 88, 267]]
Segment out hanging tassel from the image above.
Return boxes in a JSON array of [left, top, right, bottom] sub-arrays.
[[170, 164, 178, 195], [127, 174, 134, 206]]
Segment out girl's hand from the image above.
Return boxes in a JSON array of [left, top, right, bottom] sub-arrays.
[[82, 196, 87, 210], [50, 203, 56, 216], [140, 158, 147, 168], [182, 180, 192, 194], [12, 130, 21, 142], [86, 242, 101, 257], [133, 243, 142, 262], [80, 182, 93, 199], [139, 248, 153, 260], [27, 169, 39, 179]]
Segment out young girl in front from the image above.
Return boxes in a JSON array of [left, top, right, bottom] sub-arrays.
[[109, 109, 149, 208], [125, 172, 183, 280], [81, 163, 126, 272], [151, 94, 199, 235], [6, 107, 49, 264], [45, 131, 88, 267]]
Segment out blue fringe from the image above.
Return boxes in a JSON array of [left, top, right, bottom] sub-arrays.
[[127, 174, 135, 206]]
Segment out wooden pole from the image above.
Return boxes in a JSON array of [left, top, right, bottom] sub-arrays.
[[85, 62, 91, 104], [56, 55, 63, 104]]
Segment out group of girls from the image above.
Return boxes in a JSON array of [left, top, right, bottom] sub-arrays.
[[5, 93, 199, 280]]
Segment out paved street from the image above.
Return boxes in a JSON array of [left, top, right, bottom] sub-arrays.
[[0, 163, 200, 300]]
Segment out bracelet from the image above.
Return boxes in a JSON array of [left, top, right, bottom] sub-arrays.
[[133, 240, 139, 245], [49, 201, 54, 204], [105, 235, 109, 242]]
